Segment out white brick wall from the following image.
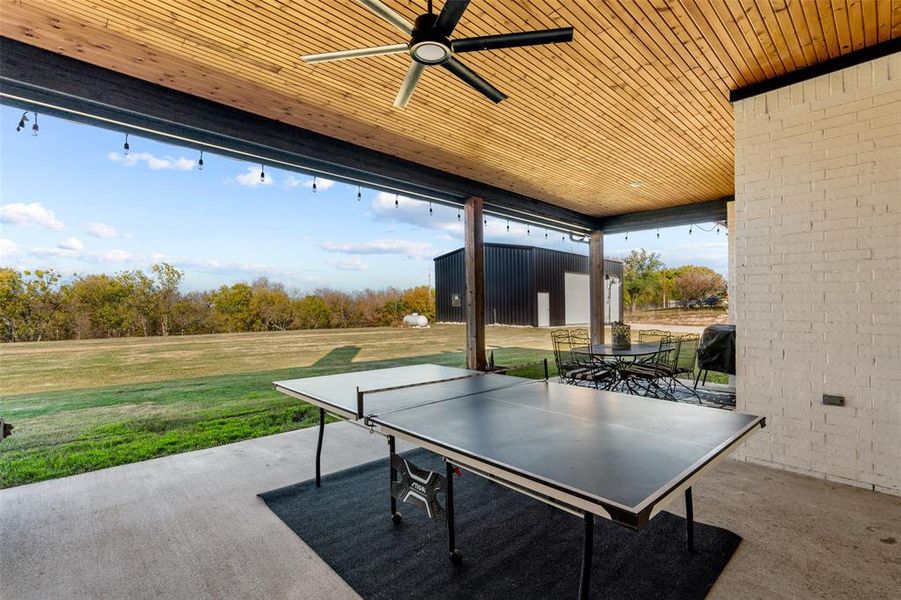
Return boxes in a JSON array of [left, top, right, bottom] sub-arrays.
[[732, 53, 901, 496]]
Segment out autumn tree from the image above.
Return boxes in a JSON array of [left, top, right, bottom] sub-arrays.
[[674, 266, 727, 304]]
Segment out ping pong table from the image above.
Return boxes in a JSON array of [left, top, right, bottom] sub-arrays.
[[274, 363, 764, 598]]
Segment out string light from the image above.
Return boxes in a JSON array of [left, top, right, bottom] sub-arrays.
[[198, 150, 204, 171], [625, 232, 629, 242], [357, 186, 362, 201], [260, 164, 265, 181], [544, 229, 548, 239], [15, 112, 28, 132], [483, 215, 487, 226], [429, 201, 433, 215], [31, 113, 39, 136], [395, 194, 399, 208], [656, 228, 660, 239], [689, 225, 692, 235], [457, 209, 461, 221], [506, 220, 510, 232], [716, 225, 720, 234], [527, 225, 531, 236], [312, 176, 318, 193], [123, 133, 130, 156]]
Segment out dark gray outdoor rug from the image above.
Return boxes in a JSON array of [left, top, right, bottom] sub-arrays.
[[259, 450, 741, 599]]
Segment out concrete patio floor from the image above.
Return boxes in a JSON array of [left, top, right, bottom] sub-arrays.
[[2, 423, 899, 600]]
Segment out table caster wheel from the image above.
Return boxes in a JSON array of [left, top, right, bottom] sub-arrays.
[[449, 550, 463, 564], [391, 512, 402, 524]]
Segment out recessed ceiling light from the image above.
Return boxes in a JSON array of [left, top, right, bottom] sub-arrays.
[[629, 180, 645, 188]]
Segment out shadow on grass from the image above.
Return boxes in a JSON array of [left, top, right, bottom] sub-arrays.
[[312, 346, 361, 367]]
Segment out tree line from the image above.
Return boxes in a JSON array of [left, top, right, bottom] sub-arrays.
[[0, 264, 435, 343], [621, 249, 727, 313]]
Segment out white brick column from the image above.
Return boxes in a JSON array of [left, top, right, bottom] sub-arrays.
[[732, 53, 901, 495]]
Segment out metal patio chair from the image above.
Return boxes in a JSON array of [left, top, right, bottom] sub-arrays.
[[621, 337, 681, 400], [559, 329, 616, 389]]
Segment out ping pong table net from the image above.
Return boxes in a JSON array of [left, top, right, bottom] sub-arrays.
[[354, 359, 550, 420]]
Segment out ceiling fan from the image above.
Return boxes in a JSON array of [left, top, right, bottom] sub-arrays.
[[301, 0, 574, 108]]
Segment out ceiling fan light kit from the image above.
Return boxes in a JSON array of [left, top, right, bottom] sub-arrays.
[[301, 0, 574, 108]]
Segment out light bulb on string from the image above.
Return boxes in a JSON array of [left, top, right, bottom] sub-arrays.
[[625, 232, 629, 242], [260, 164, 265, 181], [457, 209, 461, 221], [31, 113, 39, 136], [545, 229, 548, 239], [689, 225, 692, 235], [656, 228, 660, 239], [395, 194, 399, 208], [198, 150, 204, 171], [356, 186, 362, 201], [15, 112, 28, 132], [123, 133, 130, 156], [527, 225, 531, 236], [429, 202, 433, 216], [312, 176, 318, 193]]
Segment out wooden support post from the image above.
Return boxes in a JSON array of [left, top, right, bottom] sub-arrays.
[[464, 197, 487, 371], [589, 230, 605, 345]]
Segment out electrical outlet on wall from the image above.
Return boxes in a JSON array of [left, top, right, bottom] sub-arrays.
[[822, 394, 845, 407]]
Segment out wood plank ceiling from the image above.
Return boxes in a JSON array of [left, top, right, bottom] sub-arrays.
[[2, 1, 899, 218]]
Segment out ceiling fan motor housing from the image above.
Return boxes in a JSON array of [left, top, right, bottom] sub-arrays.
[[410, 13, 452, 65]]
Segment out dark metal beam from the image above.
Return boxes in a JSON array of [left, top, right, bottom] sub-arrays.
[[597, 197, 730, 234], [730, 39, 901, 103], [0, 36, 595, 232]]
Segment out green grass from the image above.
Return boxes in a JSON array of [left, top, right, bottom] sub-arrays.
[[0, 347, 553, 488]]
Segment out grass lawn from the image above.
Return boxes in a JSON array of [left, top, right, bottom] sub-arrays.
[[0, 324, 554, 488], [0, 324, 727, 488]]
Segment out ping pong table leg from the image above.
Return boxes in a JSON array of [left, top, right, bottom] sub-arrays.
[[445, 460, 462, 563], [315, 408, 325, 487], [685, 487, 695, 553], [579, 513, 594, 599], [388, 436, 402, 524]]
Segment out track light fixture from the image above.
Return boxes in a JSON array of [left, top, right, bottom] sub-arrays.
[[15, 112, 28, 132], [31, 113, 39, 136], [123, 133, 130, 156], [198, 150, 204, 171]]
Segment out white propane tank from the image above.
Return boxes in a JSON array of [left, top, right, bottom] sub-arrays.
[[403, 313, 429, 327]]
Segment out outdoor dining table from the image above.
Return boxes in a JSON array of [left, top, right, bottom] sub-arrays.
[[571, 342, 661, 391]]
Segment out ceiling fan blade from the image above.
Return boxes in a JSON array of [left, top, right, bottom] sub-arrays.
[[434, 0, 470, 36], [394, 62, 426, 108], [452, 27, 574, 53], [303, 43, 409, 64], [442, 57, 507, 103], [357, 0, 414, 35]]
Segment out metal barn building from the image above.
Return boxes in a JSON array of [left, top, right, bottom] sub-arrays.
[[434, 244, 624, 327]]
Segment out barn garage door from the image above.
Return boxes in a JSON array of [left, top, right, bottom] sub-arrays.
[[564, 272, 590, 325]]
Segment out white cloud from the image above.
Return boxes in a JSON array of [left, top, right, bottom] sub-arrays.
[[87, 222, 127, 238], [58, 237, 84, 251], [0, 239, 21, 260], [283, 175, 334, 191], [369, 192, 547, 247], [231, 166, 273, 187], [0, 202, 65, 230], [108, 151, 195, 171], [327, 257, 369, 271], [89, 249, 134, 263], [321, 238, 435, 260]]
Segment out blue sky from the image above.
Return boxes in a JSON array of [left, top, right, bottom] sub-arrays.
[[0, 107, 728, 292]]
